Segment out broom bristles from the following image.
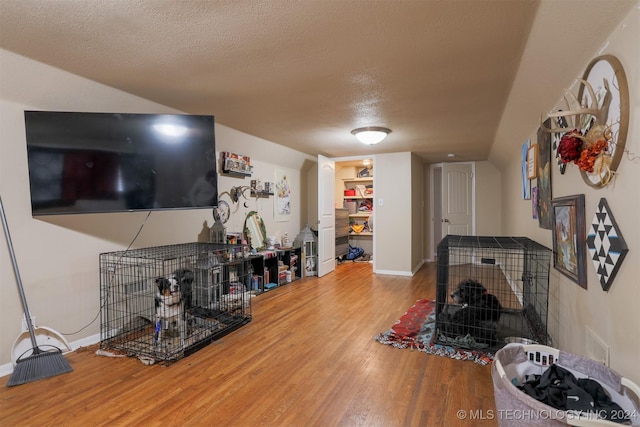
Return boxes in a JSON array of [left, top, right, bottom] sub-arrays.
[[7, 346, 72, 387]]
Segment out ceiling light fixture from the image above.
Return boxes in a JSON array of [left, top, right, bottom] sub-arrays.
[[351, 127, 391, 145]]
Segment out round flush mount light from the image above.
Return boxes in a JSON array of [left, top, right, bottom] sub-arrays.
[[351, 127, 391, 145]]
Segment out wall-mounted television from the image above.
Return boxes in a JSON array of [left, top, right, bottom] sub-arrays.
[[24, 111, 218, 215]]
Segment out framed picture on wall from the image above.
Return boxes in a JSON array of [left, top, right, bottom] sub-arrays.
[[521, 140, 531, 200], [527, 144, 538, 179], [536, 121, 553, 229], [551, 194, 587, 289]]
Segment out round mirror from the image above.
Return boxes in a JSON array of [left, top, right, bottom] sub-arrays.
[[244, 211, 267, 251]]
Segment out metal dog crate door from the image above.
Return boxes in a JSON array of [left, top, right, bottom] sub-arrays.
[[99, 242, 252, 364], [436, 236, 551, 352]]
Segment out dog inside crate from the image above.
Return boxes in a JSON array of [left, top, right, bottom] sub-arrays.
[[436, 236, 551, 351], [100, 243, 253, 364]]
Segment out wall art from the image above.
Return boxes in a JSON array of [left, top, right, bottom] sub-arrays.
[[586, 198, 628, 291], [527, 143, 538, 179], [551, 194, 587, 289], [521, 140, 531, 200], [274, 169, 291, 222], [542, 55, 629, 188], [536, 121, 553, 229]]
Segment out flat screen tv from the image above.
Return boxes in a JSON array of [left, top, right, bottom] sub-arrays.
[[24, 111, 218, 215]]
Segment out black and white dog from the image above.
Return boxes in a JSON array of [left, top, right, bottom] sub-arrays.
[[439, 279, 502, 345], [154, 268, 194, 341]]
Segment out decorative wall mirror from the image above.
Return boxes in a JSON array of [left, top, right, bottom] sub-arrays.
[[244, 211, 267, 251], [577, 55, 629, 188]]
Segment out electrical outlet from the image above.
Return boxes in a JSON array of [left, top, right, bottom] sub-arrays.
[[586, 326, 609, 366]]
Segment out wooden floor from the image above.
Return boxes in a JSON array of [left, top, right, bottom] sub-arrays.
[[0, 262, 498, 427]]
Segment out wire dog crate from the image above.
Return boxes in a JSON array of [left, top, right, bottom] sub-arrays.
[[100, 242, 252, 364], [436, 236, 551, 352]]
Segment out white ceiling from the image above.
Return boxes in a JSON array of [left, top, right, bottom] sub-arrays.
[[0, 0, 635, 163]]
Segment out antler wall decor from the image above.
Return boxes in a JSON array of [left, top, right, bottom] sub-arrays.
[[540, 55, 629, 188]]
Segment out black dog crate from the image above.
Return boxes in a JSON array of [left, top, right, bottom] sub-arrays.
[[436, 236, 551, 352], [100, 242, 252, 364]]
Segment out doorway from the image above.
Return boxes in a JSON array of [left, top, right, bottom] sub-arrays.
[[429, 162, 475, 258], [317, 155, 375, 275]]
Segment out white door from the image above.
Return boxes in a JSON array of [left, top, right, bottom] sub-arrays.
[[441, 162, 474, 236], [317, 155, 336, 277]]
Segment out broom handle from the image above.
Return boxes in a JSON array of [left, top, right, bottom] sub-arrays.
[[0, 195, 39, 349]]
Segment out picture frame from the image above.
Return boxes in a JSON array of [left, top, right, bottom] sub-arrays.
[[551, 194, 587, 289], [536, 122, 553, 229], [527, 144, 537, 179], [521, 140, 531, 200]]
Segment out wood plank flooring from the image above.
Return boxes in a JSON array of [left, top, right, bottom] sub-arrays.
[[0, 262, 498, 427]]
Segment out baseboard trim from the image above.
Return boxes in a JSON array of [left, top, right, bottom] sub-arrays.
[[374, 269, 413, 277], [0, 333, 100, 378]]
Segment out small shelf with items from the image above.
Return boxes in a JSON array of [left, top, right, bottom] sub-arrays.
[[277, 246, 302, 284], [249, 179, 273, 198], [221, 152, 253, 177], [248, 247, 302, 293], [342, 178, 374, 199]]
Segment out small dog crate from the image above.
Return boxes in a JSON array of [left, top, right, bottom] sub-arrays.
[[436, 236, 551, 352], [100, 242, 252, 364]]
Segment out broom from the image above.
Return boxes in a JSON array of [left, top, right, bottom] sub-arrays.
[[1, 196, 73, 386]]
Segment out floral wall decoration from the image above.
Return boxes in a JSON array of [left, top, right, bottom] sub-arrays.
[[586, 198, 628, 291], [274, 169, 291, 222], [541, 55, 629, 188]]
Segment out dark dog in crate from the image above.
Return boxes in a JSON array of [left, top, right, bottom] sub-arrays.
[[439, 279, 503, 345], [450, 279, 502, 322], [154, 268, 194, 341]]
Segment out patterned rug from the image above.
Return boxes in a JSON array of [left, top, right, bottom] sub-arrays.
[[374, 299, 494, 365]]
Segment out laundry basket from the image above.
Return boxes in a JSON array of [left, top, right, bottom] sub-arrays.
[[492, 344, 640, 427]]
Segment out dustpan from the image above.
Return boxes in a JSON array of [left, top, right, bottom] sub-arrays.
[[12, 321, 72, 366], [1, 195, 73, 386]]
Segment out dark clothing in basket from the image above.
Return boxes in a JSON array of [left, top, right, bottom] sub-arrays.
[[519, 364, 630, 423]]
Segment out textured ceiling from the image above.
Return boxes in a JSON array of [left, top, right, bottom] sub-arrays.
[[0, 0, 635, 163]]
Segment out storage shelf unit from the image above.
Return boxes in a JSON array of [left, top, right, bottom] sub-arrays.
[[335, 208, 349, 259], [343, 177, 373, 248], [249, 247, 301, 293]]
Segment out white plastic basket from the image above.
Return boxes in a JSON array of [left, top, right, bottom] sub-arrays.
[[492, 344, 640, 427]]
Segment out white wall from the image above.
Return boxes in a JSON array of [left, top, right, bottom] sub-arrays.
[[475, 161, 502, 235], [489, 5, 640, 384], [411, 153, 424, 273], [374, 152, 413, 275], [0, 49, 313, 369]]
